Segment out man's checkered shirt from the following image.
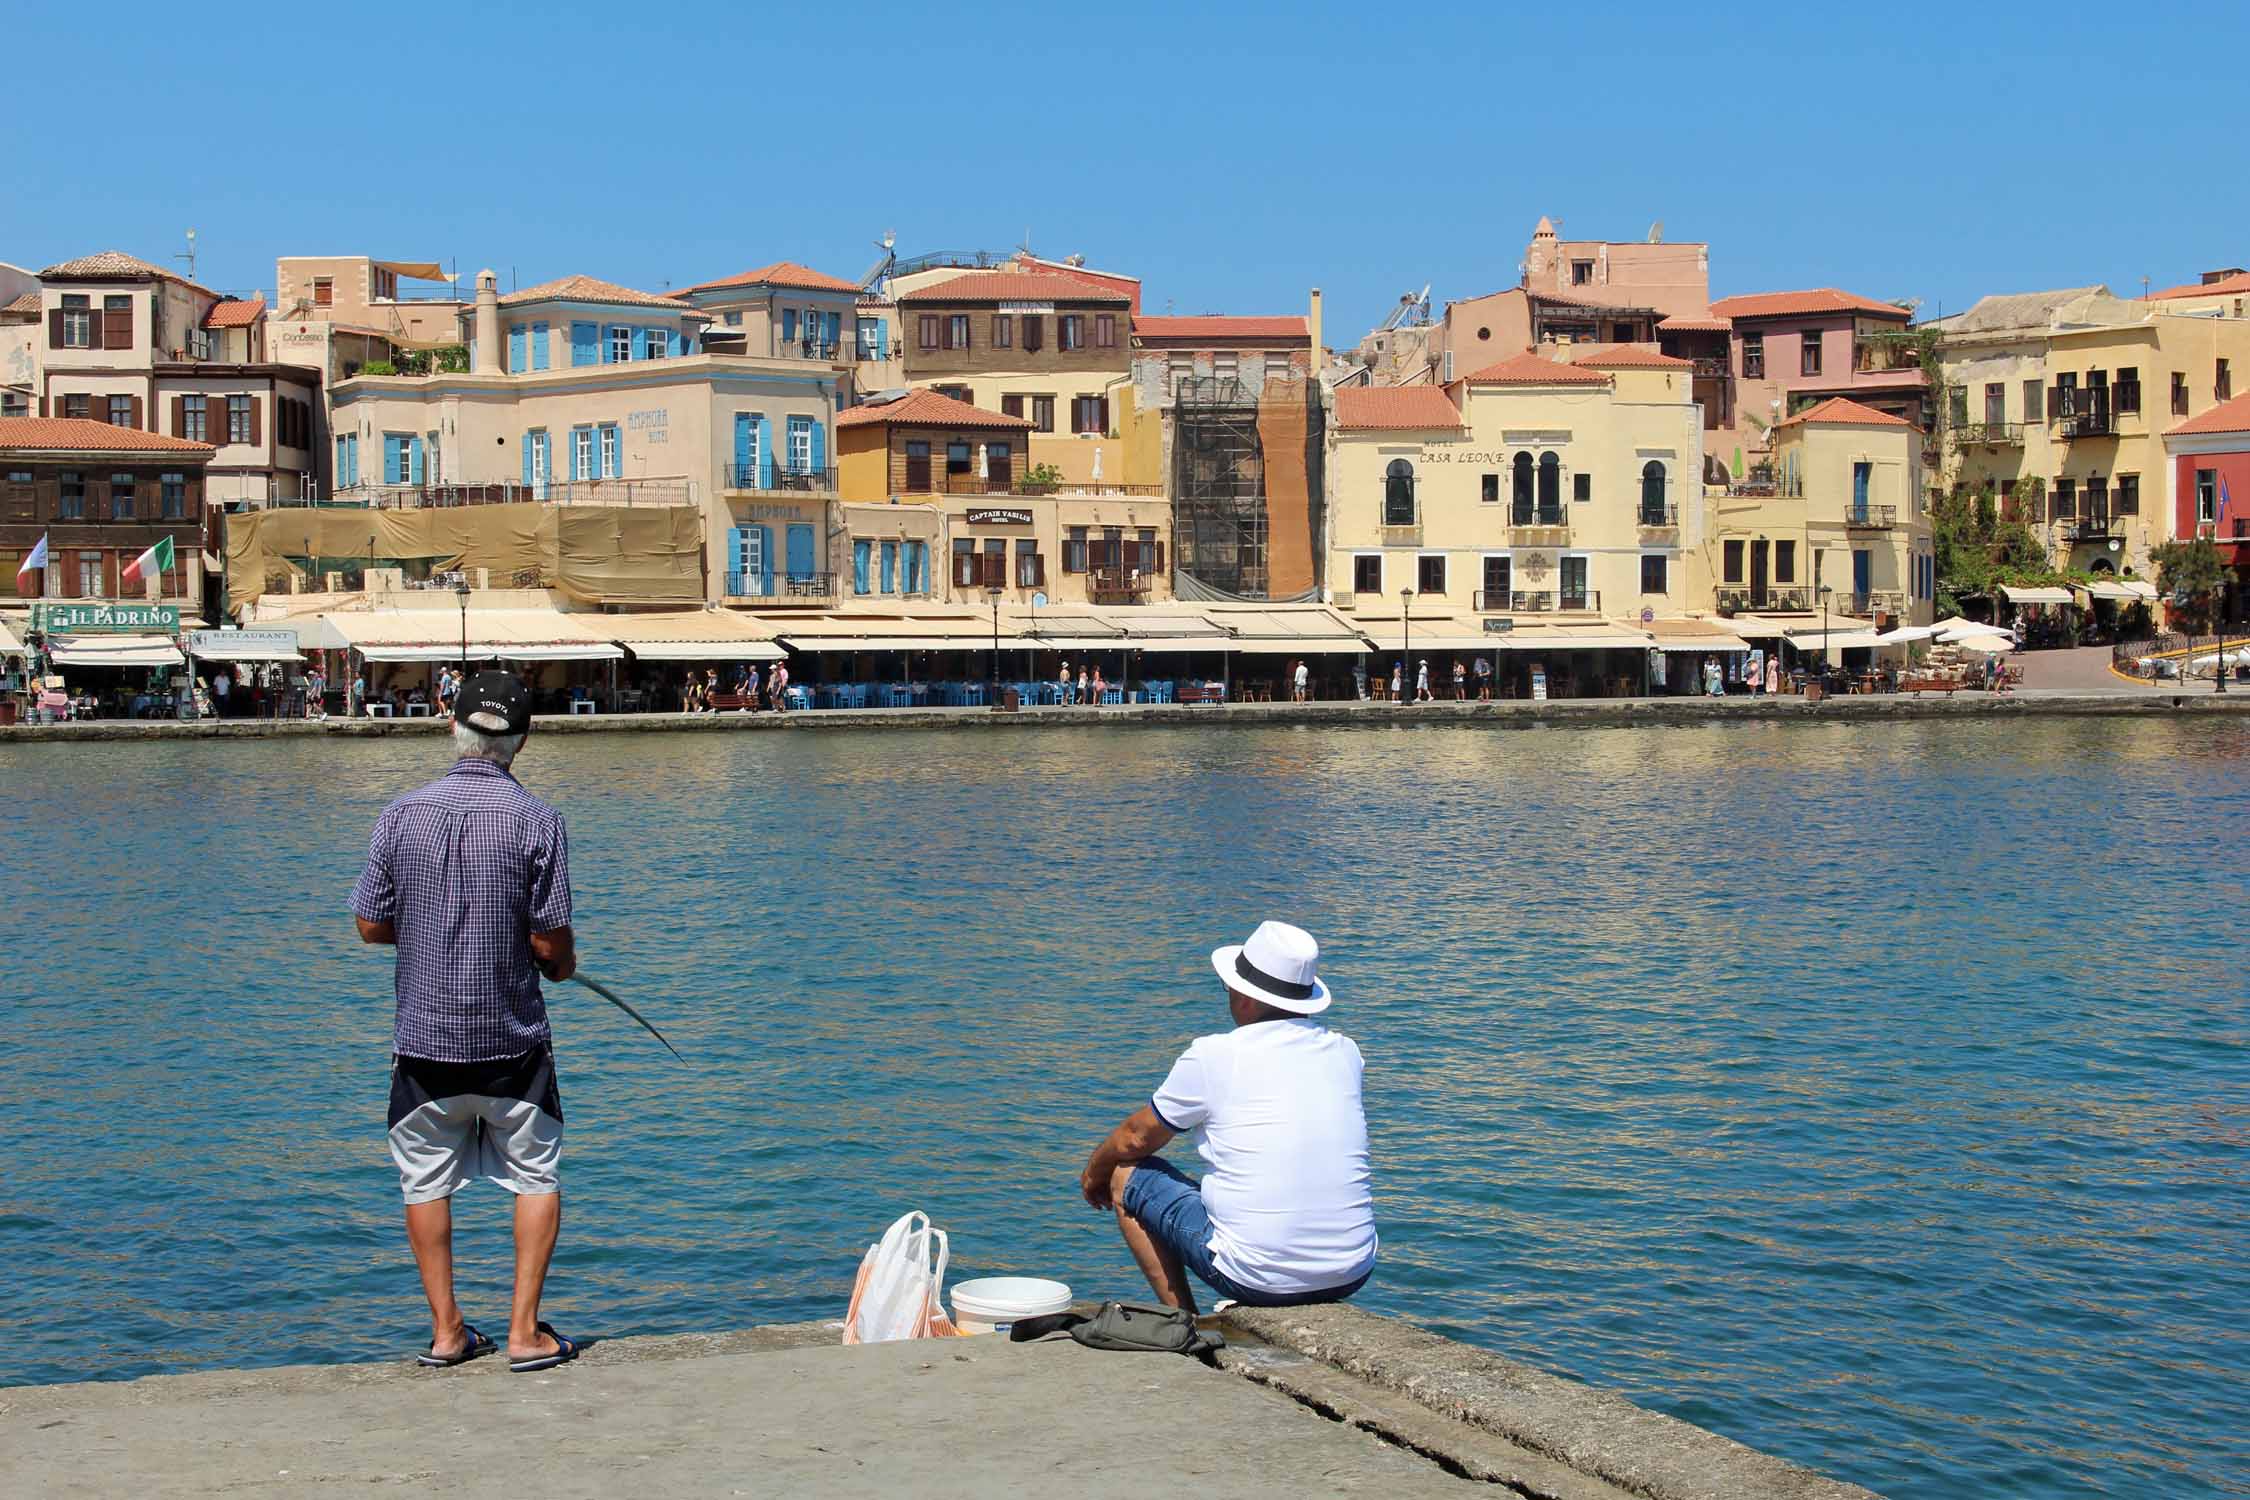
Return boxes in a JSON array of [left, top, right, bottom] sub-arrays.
[[351, 758, 572, 1062]]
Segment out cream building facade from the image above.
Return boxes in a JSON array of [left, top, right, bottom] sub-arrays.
[[329, 270, 848, 604], [1327, 348, 1706, 671], [1927, 286, 2250, 583], [1701, 397, 1934, 628]]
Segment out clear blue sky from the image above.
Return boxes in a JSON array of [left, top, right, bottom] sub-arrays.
[[6, 2, 2245, 339]]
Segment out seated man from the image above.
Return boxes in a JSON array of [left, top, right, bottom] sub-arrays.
[[1081, 921, 1376, 1312]]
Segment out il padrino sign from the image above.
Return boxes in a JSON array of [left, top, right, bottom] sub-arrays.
[[35, 601, 181, 633]]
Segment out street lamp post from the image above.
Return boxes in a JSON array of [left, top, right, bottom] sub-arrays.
[[1818, 583, 1834, 685], [455, 579, 472, 676], [986, 583, 1002, 703], [1400, 586, 1415, 703]]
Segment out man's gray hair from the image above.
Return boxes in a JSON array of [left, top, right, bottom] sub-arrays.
[[453, 720, 526, 769]]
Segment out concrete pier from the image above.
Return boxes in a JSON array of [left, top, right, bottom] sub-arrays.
[[5, 689, 2246, 744], [1, 1307, 1879, 1498]]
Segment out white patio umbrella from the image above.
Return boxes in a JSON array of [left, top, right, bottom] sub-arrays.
[[1874, 624, 1939, 645], [1091, 446, 1104, 481], [1952, 634, 2013, 653]]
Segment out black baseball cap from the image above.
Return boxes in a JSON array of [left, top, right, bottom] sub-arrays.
[[455, 671, 532, 735]]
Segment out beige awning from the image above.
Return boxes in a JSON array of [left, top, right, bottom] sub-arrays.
[[1487, 628, 1654, 652], [375, 261, 450, 281], [597, 609, 785, 660], [2077, 579, 2154, 602], [0, 614, 23, 655], [2002, 585, 2074, 605], [1353, 617, 1491, 652], [1785, 629, 1886, 650], [1644, 620, 1753, 652], [50, 634, 185, 669]]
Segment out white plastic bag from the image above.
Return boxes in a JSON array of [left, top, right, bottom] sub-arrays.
[[842, 1211, 957, 1344]]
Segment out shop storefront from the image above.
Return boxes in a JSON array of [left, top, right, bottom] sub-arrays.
[[25, 601, 192, 720]]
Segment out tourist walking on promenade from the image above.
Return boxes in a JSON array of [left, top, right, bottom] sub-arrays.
[[1415, 659, 1433, 703], [1294, 658, 1310, 702], [770, 660, 790, 712], [350, 672, 580, 1374], [744, 664, 761, 711], [1451, 658, 1466, 700], [1091, 665, 1107, 705], [1080, 920, 1376, 1314], [1078, 664, 1091, 706], [1389, 661, 1402, 700], [1058, 661, 1073, 706], [211, 669, 230, 717]]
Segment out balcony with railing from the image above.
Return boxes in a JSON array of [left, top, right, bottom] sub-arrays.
[[2050, 387, 2114, 438], [723, 464, 837, 495], [1842, 503, 1897, 529], [1717, 587, 1809, 614], [1507, 502, 1569, 540], [1839, 589, 1904, 619], [1088, 566, 1152, 603], [1637, 502, 1680, 531], [1483, 588, 1601, 614], [2061, 513, 2120, 544], [725, 570, 836, 601], [327, 478, 694, 509], [1956, 421, 2024, 446]]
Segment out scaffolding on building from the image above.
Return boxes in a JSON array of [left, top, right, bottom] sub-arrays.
[[1174, 376, 1270, 598]]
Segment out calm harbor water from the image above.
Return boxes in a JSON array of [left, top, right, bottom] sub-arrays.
[[3, 720, 2246, 1497]]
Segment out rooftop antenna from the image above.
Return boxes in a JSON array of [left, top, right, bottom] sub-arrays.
[[175, 228, 197, 282], [2141, 275, 2151, 301]]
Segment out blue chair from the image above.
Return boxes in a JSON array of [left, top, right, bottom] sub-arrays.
[[1103, 687, 1124, 705], [814, 685, 839, 710], [961, 682, 985, 707]]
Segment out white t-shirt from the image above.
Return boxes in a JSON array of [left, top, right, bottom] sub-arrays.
[[1151, 1018, 1377, 1294], [1294, 664, 1309, 687]]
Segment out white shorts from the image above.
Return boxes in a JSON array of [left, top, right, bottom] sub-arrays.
[[386, 1049, 563, 1203]]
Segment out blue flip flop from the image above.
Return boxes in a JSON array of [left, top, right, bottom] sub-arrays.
[[508, 1321, 580, 1374], [416, 1323, 495, 1368]]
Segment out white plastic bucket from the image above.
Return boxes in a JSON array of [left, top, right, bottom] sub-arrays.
[[949, 1276, 1072, 1336]]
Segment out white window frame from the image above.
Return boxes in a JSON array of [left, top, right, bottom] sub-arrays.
[[573, 427, 594, 481], [2197, 469, 2217, 523], [786, 414, 813, 473], [609, 326, 633, 363], [741, 415, 763, 476], [732, 526, 764, 578], [600, 424, 619, 478]]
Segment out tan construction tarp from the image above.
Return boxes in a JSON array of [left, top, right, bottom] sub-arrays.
[[226, 504, 704, 610]]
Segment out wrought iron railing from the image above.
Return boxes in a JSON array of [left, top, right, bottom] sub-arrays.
[[723, 464, 837, 493]]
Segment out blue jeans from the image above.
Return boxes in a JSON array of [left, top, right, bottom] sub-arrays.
[[1119, 1156, 1370, 1308]]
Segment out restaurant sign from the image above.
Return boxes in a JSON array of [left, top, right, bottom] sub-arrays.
[[35, 601, 180, 633], [1482, 618, 1515, 633], [187, 629, 297, 657], [966, 508, 1034, 526]]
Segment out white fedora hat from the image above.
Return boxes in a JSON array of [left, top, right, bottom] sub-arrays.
[[1211, 921, 1331, 1015]]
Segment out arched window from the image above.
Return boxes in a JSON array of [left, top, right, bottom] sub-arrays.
[[1383, 459, 1415, 526], [1511, 451, 1534, 518], [1641, 460, 1667, 522], [1537, 452, 1560, 517]]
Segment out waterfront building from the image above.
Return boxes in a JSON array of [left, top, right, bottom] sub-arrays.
[[2160, 390, 2250, 623], [0, 416, 215, 616], [2, 285, 38, 417], [1702, 397, 1934, 634], [1326, 347, 1703, 695], [895, 269, 1135, 486], [1703, 289, 1927, 455], [26, 252, 321, 509], [677, 261, 866, 373], [832, 387, 1170, 608], [1924, 285, 2250, 595], [327, 269, 847, 606], [1126, 303, 1323, 599]]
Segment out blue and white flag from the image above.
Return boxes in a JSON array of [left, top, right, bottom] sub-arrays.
[[14, 533, 46, 590]]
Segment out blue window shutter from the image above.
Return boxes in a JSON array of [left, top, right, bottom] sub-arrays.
[[507, 325, 526, 374], [733, 413, 751, 484], [602, 326, 617, 364], [827, 310, 842, 349], [810, 419, 826, 477], [853, 540, 870, 595], [522, 433, 534, 485], [669, 328, 684, 356], [571, 322, 597, 366], [409, 437, 424, 486], [881, 540, 897, 594], [757, 416, 774, 489], [756, 524, 774, 593], [876, 321, 888, 359], [531, 323, 550, 371], [727, 525, 749, 590], [782, 309, 798, 345], [383, 433, 402, 484]]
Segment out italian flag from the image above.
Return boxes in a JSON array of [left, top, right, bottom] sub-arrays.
[[121, 535, 174, 590]]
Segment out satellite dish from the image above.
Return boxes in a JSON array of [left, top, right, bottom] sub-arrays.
[[1031, 592, 1049, 607]]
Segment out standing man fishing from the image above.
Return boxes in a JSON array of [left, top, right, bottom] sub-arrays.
[[350, 671, 582, 1373]]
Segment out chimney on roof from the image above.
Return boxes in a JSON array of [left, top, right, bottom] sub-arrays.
[[1308, 288, 1323, 369], [2203, 268, 2246, 284], [473, 269, 500, 375]]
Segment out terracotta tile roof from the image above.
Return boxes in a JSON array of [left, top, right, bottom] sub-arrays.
[[2166, 391, 2250, 437], [1332, 385, 1464, 430], [2149, 270, 2250, 302], [834, 388, 1030, 430], [683, 261, 861, 295], [1572, 346, 1693, 370], [1709, 288, 1909, 320], [899, 271, 1130, 305], [2, 292, 38, 316], [1774, 396, 1912, 429], [203, 296, 265, 329], [1461, 351, 1611, 386], [0, 417, 215, 453], [40, 249, 182, 283], [1657, 314, 1732, 332], [1132, 315, 1308, 341], [499, 275, 692, 310]]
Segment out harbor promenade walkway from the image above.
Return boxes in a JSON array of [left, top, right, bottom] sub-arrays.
[[1, 1306, 1881, 1500]]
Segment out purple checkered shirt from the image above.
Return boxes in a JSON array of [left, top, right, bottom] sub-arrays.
[[350, 758, 572, 1062]]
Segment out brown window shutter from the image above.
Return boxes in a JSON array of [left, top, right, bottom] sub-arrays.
[[130, 395, 144, 429], [105, 303, 131, 348], [248, 397, 262, 447], [1098, 396, 1110, 433], [49, 309, 64, 348], [86, 307, 104, 351], [1155, 541, 1166, 574], [1001, 394, 1024, 417], [171, 396, 185, 435]]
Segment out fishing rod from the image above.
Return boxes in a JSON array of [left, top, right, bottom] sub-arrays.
[[569, 971, 685, 1062]]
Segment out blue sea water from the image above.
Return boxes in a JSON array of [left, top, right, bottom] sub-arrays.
[[2, 718, 2245, 1497]]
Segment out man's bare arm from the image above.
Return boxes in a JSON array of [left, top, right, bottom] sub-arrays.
[[355, 917, 396, 945], [531, 926, 576, 984], [1081, 1105, 1176, 1210]]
